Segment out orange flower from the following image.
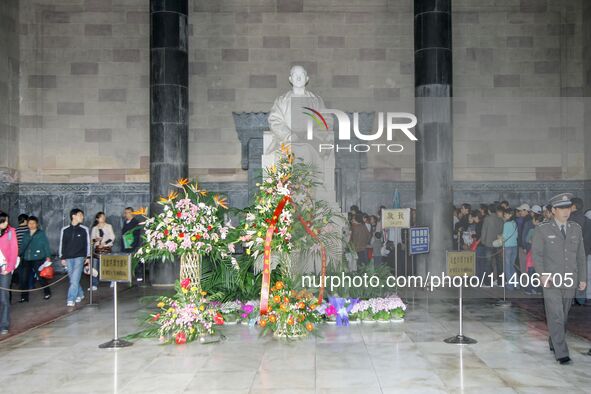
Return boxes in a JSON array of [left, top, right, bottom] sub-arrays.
[[280, 143, 291, 155], [273, 295, 281, 304], [297, 314, 305, 322], [213, 194, 228, 209], [283, 296, 290, 304], [287, 317, 294, 326], [298, 302, 305, 310], [269, 315, 277, 323], [280, 303, 288, 312], [275, 281, 284, 290], [259, 319, 267, 328], [167, 190, 178, 201], [175, 178, 190, 187], [305, 322, 314, 332], [310, 303, 317, 310], [131, 207, 147, 216]]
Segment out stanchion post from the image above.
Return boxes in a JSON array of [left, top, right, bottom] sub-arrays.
[[99, 254, 133, 349], [444, 282, 477, 345], [444, 251, 477, 345], [496, 247, 511, 307], [87, 240, 97, 307]]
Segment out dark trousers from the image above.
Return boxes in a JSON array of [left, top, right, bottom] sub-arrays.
[[19, 260, 51, 301], [483, 246, 501, 281], [543, 287, 575, 359], [356, 250, 368, 267], [0, 273, 12, 330]]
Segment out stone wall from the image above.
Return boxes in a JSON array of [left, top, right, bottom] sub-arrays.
[[14, 0, 589, 185], [0, 0, 20, 182]]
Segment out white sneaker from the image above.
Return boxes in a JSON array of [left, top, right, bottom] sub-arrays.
[[87, 286, 98, 291], [75, 296, 84, 303], [67, 301, 75, 307]]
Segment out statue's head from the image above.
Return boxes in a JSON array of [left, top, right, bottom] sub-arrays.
[[289, 65, 308, 88]]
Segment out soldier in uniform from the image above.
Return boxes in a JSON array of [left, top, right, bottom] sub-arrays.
[[532, 193, 587, 364]]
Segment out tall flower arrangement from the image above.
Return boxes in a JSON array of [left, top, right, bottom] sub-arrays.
[[239, 146, 295, 260], [135, 179, 238, 269], [238, 145, 343, 270]]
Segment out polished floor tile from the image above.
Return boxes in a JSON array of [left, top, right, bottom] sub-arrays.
[[0, 291, 590, 394]]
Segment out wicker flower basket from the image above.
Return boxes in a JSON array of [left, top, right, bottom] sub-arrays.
[[180, 253, 201, 290]]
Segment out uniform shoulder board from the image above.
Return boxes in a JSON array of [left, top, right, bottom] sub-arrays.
[[568, 221, 582, 230]]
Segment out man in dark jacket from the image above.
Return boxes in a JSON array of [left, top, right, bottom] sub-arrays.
[[569, 198, 591, 304], [59, 208, 90, 307], [122, 207, 143, 282]]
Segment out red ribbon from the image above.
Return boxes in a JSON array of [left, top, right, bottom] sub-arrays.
[[297, 214, 327, 303], [259, 195, 290, 315], [259, 195, 328, 315]]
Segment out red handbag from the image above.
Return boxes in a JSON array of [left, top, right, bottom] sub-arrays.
[[526, 250, 534, 270], [470, 239, 480, 252], [39, 265, 54, 280]]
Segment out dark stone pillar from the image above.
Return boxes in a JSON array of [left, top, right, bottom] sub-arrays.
[[414, 0, 453, 276], [584, 1, 591, 209], [150, 0, 189, 214]]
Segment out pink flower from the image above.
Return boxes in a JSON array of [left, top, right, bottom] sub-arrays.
[[325, 305, 337, 317]]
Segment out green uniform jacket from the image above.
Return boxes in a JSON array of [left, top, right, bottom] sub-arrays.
[[532, 220, 586, 288], [21, 229, 52, 261]]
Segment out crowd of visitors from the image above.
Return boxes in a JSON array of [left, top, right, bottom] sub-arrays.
[[454, 198, 591, 298], [0, 207, 143, 334]]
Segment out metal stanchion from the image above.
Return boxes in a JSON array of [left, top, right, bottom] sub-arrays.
[[404, 233, 408, 278], [444, 284, 477, 344], [496, 247, 511, 307], [411, 254, 415, 307], [87, 241, 98, 306], [99, 281, 132, 349], [99, 254, 133, 349]]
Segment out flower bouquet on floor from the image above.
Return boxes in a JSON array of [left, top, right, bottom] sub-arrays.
[[259, 281, 321, 338], [350, 296, 406, 323], [131, 278, 224, 345]]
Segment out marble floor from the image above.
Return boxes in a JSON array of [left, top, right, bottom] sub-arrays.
[[0, 290, 590, 394]]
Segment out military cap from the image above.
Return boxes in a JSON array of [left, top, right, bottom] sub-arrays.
[[548, 193, 573, 208]]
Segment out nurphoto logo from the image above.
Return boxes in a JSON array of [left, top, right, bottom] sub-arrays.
[[303, 107, 418, 153]]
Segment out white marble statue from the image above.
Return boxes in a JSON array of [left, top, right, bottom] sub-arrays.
[[264, 65, 338, 207], [267, 65, 328, 153]]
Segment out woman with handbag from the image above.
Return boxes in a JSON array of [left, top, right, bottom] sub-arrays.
[[19, 216, 52, 301], [0, 212, 18, 334], [89, 212, 115, 290]]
